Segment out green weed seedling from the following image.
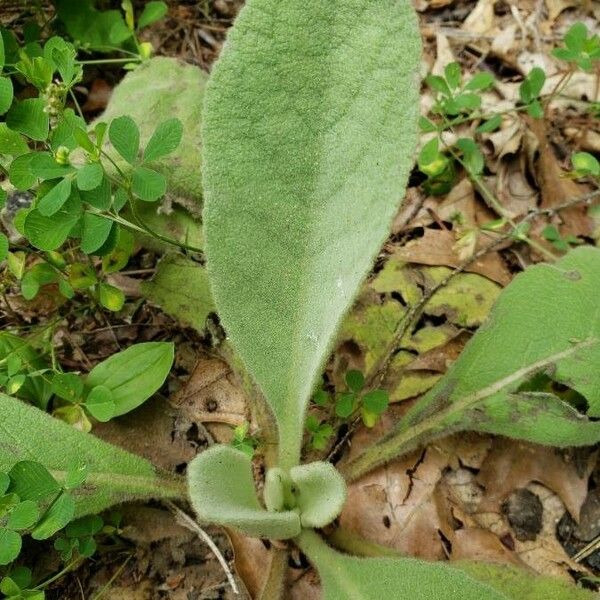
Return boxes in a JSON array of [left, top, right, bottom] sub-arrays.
[[2, 1, 600, 599]]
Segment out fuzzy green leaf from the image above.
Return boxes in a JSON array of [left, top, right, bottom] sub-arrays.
[[188, 444, 301, 539], [86, 342, 173, 417], [202, 0, 421, 468], [0, 394, 184, 517], [298, 531, 505, 599], [345, 247, 600, 479], [289, 462, 346, 528]]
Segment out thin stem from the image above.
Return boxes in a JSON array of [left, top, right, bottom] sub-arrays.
[[34, 558, 83, 590], [166, 501, 240, 595]]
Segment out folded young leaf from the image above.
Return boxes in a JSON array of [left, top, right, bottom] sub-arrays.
[[344, 247, 600, 480], [297, 531, 506, 599], [0, 395, 185, 516], [187, 445, 301, 539], [202, 0, 421, 468]]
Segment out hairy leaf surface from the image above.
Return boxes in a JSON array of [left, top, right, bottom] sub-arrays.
[[202, 0, 421, 467], [298, 531, 506, 599], [345, 247, 600, 479], [188, 445, 301, 539], [0, 395, 184, 516]]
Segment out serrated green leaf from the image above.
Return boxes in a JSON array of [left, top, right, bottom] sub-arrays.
[[202, 0, 421, 469], [131, 165, 166, 201], [298, 531, 505, 600], [0, 528, 21, 565], [9, 153, 37, 190], [86, 342, 173, 417], [476, 114, 502, 133], [0, 395, 185, 517], [37, 177, 72, 216], [345, 370, 365, 393], [188, 444, 301, 539], [80, 175, 111, 210], [7, 500, 39, 530], [143, 117, 183, 163], [137, 1, 168, 29], [76, 162, 103, 191], [80, 213, 113, 254], [29, 151, 74, 180], [108, 115, 139, 164], [0, 77, 13, 115], [6, 98, 49, 141]]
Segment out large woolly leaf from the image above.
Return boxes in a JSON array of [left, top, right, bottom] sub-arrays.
[[0, 395, 185, 516], [297, 531, 506, 599], [99, 56, 206, 206], [187, 445, 301, 539], [344, 247, 600, 480], [203, 0, 421, 468]]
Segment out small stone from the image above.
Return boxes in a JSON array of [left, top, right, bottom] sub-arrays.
[[502, 487, 543, 542]]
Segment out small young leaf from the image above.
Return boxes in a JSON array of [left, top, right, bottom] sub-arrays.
[[108, 115, 139, 164], [0, 77, 13, 115], [137, 1, 168, 29], [0, 528, 21, 565], [476, 114, 502, 134], [65, 514, 103, 538], [456, 138, 484, 176], [86, 342, 174, 417], [313, 389, 330, 406], [345, 370, 365, 393], [6, 98, 49, 141], [37, 177, 72, 216], [143, 118, 183, 163], [444, 62, 461, 90], [98, 282, 125, 312], [289, 462, 346, 528], [464, 71, 495, 92], [572, 151, 600, 177], [187, 445, 301, 539], [51, 372, 83, 403], [131, 166, 166, 201], [362, 390, 389, 415], [84, 385, 115, 422], [335, 392, 356, 418], [76, 162, 104, 191]]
